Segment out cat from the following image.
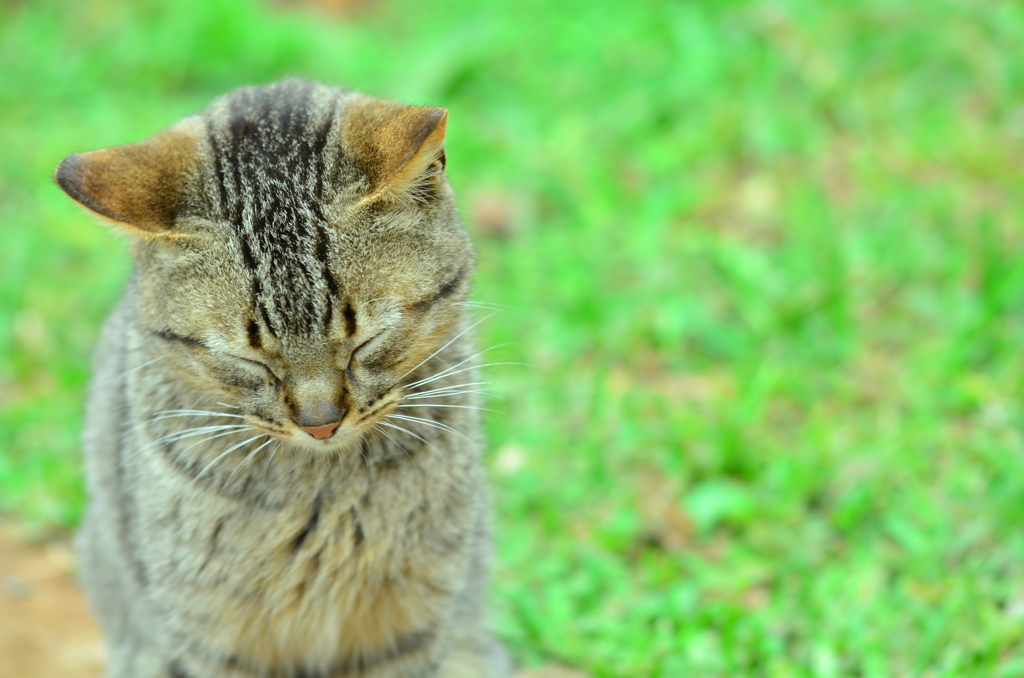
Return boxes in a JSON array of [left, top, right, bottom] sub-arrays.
[[55, 79, 511, 678]]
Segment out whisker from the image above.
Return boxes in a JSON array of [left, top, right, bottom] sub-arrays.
[[120, 426, 248, 468], [455, 301, 521, 312], [404, 362, 527, 390], [150, 410, 247, 422], [98, 355, 167, 385], [404, 390, 509, 403], [403, 345, 516, 389], [156, 424, 251, 445], [396, 312, 499, 382], [397, 404, 497, 413], [226, 436, 274, 484], [262, 441, 284, 481], [374, 424, 412, 462], [153, 408, 244, 416], [176, 428, 252, 457], [402, 381, 511, 399], [190, 435, 264, 486], [405, 381, 492, 395], [377, 421, 450, 471], [386, 413, 472, 444], [120, 398, 241, 444], [403, 388, 505, 401], [378, 420, 427, 444]]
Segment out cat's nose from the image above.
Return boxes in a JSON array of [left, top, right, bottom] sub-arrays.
[[301, 421, 341, 440], [297, 404, 347, 440]]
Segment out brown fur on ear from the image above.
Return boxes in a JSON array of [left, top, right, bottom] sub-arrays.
[[55, 124, 198, 234], [342, 97, 447, 204]]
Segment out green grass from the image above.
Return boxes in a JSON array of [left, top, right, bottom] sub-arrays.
[[3, 0, 1024, 674]]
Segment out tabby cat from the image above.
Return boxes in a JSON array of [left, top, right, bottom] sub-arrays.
[[55, 79, 510, 678]]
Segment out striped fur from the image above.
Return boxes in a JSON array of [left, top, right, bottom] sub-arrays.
[[58, 80, 510, 678]]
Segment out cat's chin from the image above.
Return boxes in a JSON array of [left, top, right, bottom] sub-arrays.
[[278, 424, 364, 452]]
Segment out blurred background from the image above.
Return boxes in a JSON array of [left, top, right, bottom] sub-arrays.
[[2, 0, 1024, 675]]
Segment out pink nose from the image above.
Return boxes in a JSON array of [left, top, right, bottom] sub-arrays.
[[301, 421, 341, 440]]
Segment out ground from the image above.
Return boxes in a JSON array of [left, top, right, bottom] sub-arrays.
[[0, 521, 104, 678]]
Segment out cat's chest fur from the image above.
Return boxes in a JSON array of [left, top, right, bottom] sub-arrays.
[[126, 398, 479, 670]]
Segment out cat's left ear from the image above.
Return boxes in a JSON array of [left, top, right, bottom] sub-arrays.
[[343, 96, 448, 205], [54, 123, 198, 235]]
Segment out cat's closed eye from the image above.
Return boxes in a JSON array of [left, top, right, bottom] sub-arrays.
[[231, 355, 280, 386], [350, 333, 385, 366]]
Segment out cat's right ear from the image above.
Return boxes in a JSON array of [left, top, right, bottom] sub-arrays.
[[54, 124, 198, 236]]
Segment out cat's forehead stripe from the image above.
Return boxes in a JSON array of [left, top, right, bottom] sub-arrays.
[[204, 80, 346, 338]]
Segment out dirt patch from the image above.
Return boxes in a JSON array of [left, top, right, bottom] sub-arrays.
[[0, 521, 105, 678], [0, 521, 582, 677]]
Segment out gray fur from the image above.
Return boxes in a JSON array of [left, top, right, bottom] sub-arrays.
[[67, 80, 511, 678]]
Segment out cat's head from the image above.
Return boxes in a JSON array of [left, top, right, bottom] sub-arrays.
[[56, 80, 474, 449]]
